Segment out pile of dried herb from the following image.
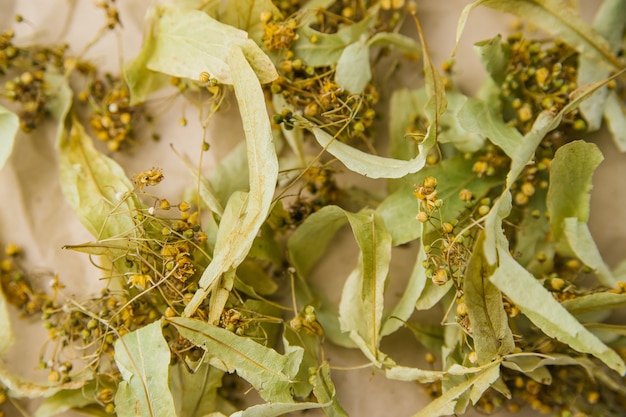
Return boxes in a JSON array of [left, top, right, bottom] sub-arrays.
[[0, 0, 626, 416]]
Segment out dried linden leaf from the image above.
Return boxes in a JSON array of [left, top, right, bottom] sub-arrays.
[[33, 382, 98, 417], [145, 5, 277, 85], [380, 246, 427, 337], [218, 0, 280, 44], [547, 141, 616, 286], [58, 118, 139, 240], [230, 402, 325, 417], [170, 362, 224, 417], [338, 210, 392, 364], [124, 6, 170, 105], [578, 0, 626, 132], [490, 250, 626, 375], [463, 232, 515, 364], [311, 363, 348, 417], [184, 46, 279, 317], [334, 36, 371, 94], [113, 321, 176, 417], [457, 95, 522, 159], [167, 317, 303, 403], [410, 362, 500, 417]]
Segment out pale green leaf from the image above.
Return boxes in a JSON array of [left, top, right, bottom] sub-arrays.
[[463, 232, 515, 364], [546, 141, 615, 285], [416, 18, 447, 124], [291, 4, 376, 67], [457, 0, 622, 70], [167, 317, 302, 402], [291, 27, 347, 67], [415, 280, 453, 311], [286, 206, 357, 348], [0, 105, 19, 171], [185, 46, 279, 317], [502, 353, 597, 384], [367, 32, 420, 56], [547, 140, 603, 238], [312, 127, 430, 179], [503, 353, 580, 372], [578, 0, 626, 130], [235, 259, 279, 296], [457, 95, 522, 158], [34, 383, 97, 417], [376, 184, 421, 246], [483, 191, 512, 267], [381, 246, 426, 336], [484, 84, 610, 265], [218, 0, 280, 44], [230, 402, 324, 417], [473, 34, 510, 85], [334, 36, 371, 94], [410, 363, 500, 417], [585, 323, 626, 343], [338, 210, 392, 362], [287, 205, 350, 278], [281, 328, 316, 399], [124, 6, 170, 105], [503, 361, 551, 385], [513, 189, 554, 274], [58, 118, 139, 240], [388, 88, 427, 162], [114, 321, 176, 417], [146, 6, 277, 85], [170, 362, 224, 417], [44, 72, 73, 146], [490, 250, 626, 375], [0, 365, 83, 399], [0, 283, 14, 356], [385, 365, 445, 383], [604, 91, 626, 151], [405, 321, 444, 354], [563, 218, 616, 287], [114, 382, 137, 417], [563, 292, 626, 316], [311, 363, 348, 417], [209, 141, 249, 207], [206, 192, 247, 323], [178, 151, 224, 216], [438, 91, 485, 153]]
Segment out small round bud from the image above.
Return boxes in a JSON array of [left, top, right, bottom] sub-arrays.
[[48, 370, 61, 383], [478, 205, 490, 216], [549, 277, 565, 291], [199, 71, 211, 83], [514, 192, 529, 206], [521, 182, 535, 197], [459, 189, 473, 202], [442, 222, 454, 234], [416, 211, 429, 223], [456, 302, 467, 316], [423, 176, 437, 189]]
